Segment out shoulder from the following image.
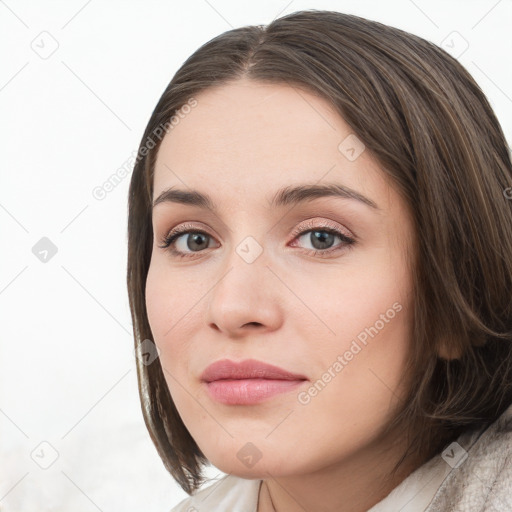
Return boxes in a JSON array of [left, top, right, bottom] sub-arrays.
[[169, 474, 262, 512], [427, 401, 512, 511]]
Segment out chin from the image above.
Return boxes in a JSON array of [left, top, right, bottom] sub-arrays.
[[211, 458, 279, 480], [201, 441, 300, 480]]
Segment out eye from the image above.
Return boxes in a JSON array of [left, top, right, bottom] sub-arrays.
[[289, 218, 356, 258], [157, 222, 217, 259], [158, 219, 356, 259]]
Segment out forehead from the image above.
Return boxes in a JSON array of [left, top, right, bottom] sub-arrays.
[[152, 78, 389, 210]]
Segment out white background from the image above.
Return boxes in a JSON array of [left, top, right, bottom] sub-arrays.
[[1, 0, 511, 510]]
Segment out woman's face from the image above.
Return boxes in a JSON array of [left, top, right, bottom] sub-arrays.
[[145, 78, 417, 479]]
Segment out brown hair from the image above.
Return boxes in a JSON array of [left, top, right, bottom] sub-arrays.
[[126, 9, 512, 494]]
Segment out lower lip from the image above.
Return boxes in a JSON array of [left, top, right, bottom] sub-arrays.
[[204, 379, 306, 405]]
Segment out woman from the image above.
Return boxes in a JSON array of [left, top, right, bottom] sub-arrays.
[[127, 9, 512, 511]]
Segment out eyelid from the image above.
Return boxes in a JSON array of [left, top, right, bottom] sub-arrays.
[[289, 217, 355, 241], [158, 221, 212, 247], [160, 219, 352, 245], [158, 217, 357, 258]]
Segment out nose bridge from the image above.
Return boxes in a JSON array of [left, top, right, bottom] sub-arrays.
[[218, 229, 268, 295], [205, 219, 283, 332], [224, 209, 269, 265]]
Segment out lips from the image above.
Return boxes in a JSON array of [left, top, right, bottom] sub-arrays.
[[200, 358, 307, 383], [200, 359, 308, 405]]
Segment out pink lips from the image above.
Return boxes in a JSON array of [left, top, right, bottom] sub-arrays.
[[200, 359, 308, 405]]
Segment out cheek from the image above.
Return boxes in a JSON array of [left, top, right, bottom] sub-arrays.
[[303, 247, 413, 399], [144, 261, 200, 380], [145, 266, 194, 424], [145, 257, 189, 335], [145, 263, 181, 362], [301, 256, 409, 353], [145, 263, 168, 339]]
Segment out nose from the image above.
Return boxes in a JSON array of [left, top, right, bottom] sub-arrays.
[[205, 242, 285, 338]]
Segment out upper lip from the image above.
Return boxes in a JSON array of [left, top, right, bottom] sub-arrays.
[[200, 358, 307, 383]]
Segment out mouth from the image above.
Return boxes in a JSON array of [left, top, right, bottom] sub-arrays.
[[200, 358, 308, 405]]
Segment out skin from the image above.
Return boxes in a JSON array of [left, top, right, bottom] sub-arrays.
[[145, 77, 427, 511]]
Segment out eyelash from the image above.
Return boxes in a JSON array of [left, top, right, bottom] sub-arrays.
[[157, 219, 356, 260]]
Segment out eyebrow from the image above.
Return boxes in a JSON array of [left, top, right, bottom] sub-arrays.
[[152, 182, 380, 212]]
